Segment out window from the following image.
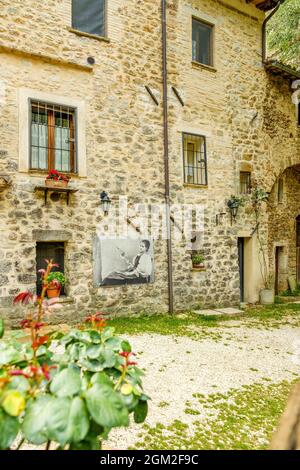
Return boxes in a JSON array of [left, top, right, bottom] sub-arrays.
[[183, 133, 207, 186], [36, 242, 65, 295], [30, 101, 76, 173], [278, 177, 284, 203], [240, 172, 251, 194], [192, 18, 213, 66], [72, 0, 106, 37]]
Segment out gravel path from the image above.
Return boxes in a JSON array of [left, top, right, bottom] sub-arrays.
[[107, 324, 300, 450]]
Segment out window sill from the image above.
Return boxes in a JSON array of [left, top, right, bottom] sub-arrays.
[[68, 28, 110, 43], [183, 183, 208, 189], [55, 296, 74, 304], [192, 61, 217, 73], [191, 268, 206, 272], [28, 170, 82, 179]]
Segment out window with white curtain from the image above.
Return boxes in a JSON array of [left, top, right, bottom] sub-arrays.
[[30, 101, 76, 173]]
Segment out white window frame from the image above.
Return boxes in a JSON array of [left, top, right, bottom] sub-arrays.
[[19, 88, 87, 177]]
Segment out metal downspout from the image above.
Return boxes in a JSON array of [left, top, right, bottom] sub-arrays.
[[162, 0, 174, 314]]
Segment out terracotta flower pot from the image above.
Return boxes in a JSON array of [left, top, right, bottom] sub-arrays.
[[47, 286, 61, 298], [45, 179, 68, 188], [193, 263, 205, 269]]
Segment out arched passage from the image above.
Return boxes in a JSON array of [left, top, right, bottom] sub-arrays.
[[268, 165, 300, 293]]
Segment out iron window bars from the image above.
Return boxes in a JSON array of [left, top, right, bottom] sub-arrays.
[[183, 133, 208, 186], [30, 101, 77, 173]]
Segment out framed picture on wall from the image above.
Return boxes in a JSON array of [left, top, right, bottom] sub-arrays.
[[93, 236, 155, 287]]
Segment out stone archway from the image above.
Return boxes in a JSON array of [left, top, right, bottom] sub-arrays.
[[268, 165, 300, 293]]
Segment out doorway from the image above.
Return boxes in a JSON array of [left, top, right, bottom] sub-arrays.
[[297, 216, 300, 283], [238, 238, 244, 302], [275, 246, 283, 295]]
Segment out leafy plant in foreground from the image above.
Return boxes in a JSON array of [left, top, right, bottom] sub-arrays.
[[0, 260, 149, 450]]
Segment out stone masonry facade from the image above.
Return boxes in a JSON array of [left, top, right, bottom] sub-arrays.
[[0, 0, 299, 325]]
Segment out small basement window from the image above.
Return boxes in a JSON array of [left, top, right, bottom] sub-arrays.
[[72, 0, 106, 37], [183, 133, 207, 186], [36, 242, 65, 296]]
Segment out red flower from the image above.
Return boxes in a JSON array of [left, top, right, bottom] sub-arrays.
[[14, 291, 34, 305], [9, 369, 30, 378], [41, 364, 57, 381], [32, 335, 49, 349], [20, 319, 31, 329], [119, 351, 137, 368]]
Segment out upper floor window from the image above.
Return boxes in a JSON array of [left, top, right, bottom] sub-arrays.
[[240, 171, 251, 195], [192, 18, 214, 67], [30, 101, 76, 173], [72, 0, 106, 37], [183, 133, 207, 186]]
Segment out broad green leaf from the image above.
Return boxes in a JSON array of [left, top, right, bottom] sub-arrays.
[[0, 344, 23, 366], [105, 336, 122, 350], [2, 390, 26, 417], [22, 395, 53, 445], [67, 397, 89, 443], [86, 344, 102, 359], [86, 384, 129, 428], [88, 330, 101, 344], [46, 397, 89, 446], [46, 397, 71, 445], [101, 347, 116, 368], [81, 359, 105, 372], [122, 393, 139, 412], [101, 327, 115, 342], [91, 372, 114, 388], [0, 409, 19, 450], [50, 367, 81, 397], [69, 434, 100, 450], [7, 376, 30, 393], [133, 400, 148, 424], [121, 340, 132, 353], [0, 319, 4, 339]]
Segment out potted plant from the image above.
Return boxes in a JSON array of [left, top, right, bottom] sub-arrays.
[[192, 253, 204, 269], [45, 170, 70, 188], [46, 271, 65, 298]]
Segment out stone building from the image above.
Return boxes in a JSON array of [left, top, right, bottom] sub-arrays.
[[0, 0, 299, 325]]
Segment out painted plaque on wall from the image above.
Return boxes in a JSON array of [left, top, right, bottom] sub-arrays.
[[93, 236, 155, 287]]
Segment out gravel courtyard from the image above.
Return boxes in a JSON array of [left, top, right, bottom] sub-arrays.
[[107, 315, 300, 450]]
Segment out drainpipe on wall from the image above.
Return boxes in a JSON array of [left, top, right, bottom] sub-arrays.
[[262, 0, 285, 63], [162, 0, 174, 314]]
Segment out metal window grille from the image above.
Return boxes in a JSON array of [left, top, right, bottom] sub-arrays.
[[183, 133, 207, 186], [192, 18, 213, 66], [240, 172, 251, 194], [30, 101, 76, 173]]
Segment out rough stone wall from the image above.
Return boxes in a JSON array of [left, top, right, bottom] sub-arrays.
[[0, 0, 299, 324]]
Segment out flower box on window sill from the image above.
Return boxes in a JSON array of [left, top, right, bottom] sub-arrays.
[[45, 179, 69, 189]]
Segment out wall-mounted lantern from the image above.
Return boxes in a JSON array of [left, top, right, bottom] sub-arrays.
[[100, 191, 111, 216], [227, 196, 244, 225]]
